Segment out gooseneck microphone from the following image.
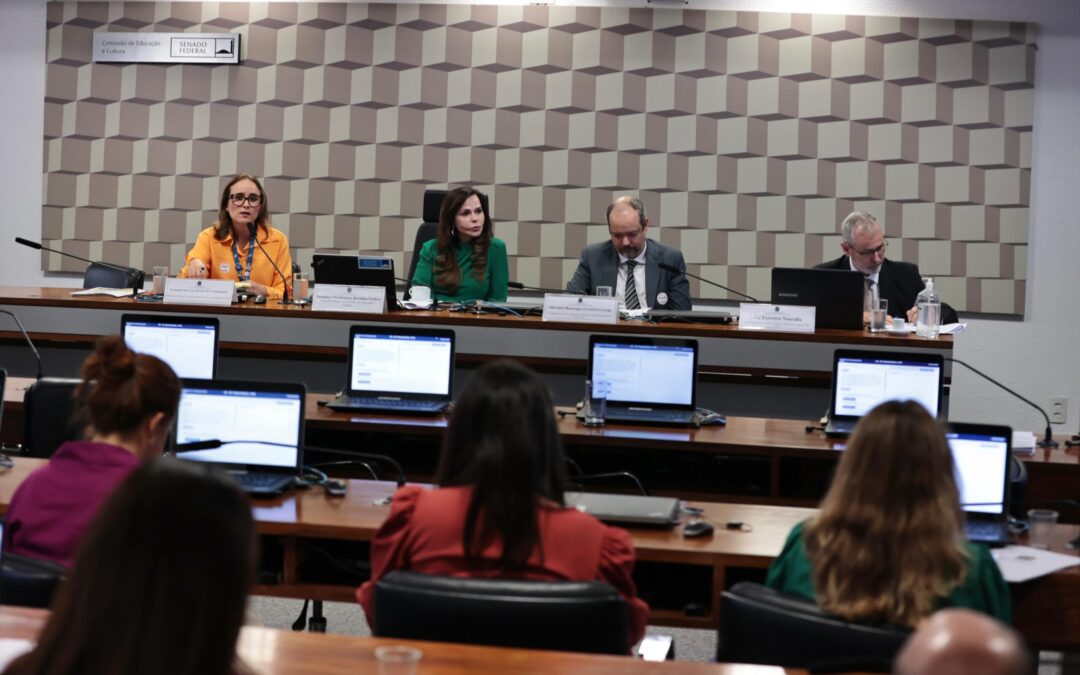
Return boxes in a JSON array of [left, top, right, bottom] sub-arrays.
[[658, 262, 759, 303], [946, 357, 1058, 449], [508, 281, 586, 295], [0, 309, 43, 379], [247, 224, 292, 304], [15, 237, 143, 297]]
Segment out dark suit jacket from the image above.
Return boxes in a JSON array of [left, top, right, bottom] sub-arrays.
[[815, 256, 959, 325], [566, 239, 692, 310]]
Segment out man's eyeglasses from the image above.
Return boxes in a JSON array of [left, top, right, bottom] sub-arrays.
[[230, 193, 262, 207], [849, 239, 888, 257]]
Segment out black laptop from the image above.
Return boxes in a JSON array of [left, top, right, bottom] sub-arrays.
[[172, 379, 306, 495], [771, 267, 864, 330], [327, 325, 455, 415], [311, 254, 401, 311], [948, 422, 1013, 547], [825, 349, 944, 437], [588, 335, 698, 426], [121, 314, 220, 379], [565, 492, 681, 527]]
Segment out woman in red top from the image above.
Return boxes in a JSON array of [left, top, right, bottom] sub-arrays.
[[357, 360, 649, 646]]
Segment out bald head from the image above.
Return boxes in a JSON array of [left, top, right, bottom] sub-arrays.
[[894, 609, 1028, 675]]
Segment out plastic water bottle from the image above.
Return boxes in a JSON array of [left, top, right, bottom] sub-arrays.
[[916, 278, 941, 339]]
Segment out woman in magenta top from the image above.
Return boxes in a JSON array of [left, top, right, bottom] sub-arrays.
[[357, 360, 649, 647], [5, 336, 181, 566]]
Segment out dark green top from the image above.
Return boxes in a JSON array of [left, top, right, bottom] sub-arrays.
[[411, 237, 509, 303], [765, 521, 1011, 623]]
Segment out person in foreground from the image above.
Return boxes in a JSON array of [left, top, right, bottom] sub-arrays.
[[356, 359, 649, 647], [566, 195, 691, 311], [893, 608, 1030, 675], [817, 210, 959, 324], [181, 173, 293, 300], [2, 459, 256, 675], [766, 400, 1010, 626], [4, 336, 180, 566], [410, 187, 509, 303]]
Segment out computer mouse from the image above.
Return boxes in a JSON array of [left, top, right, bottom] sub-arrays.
[[683, 520, 715, 538], [253, 294, 267, 304], [700, 412, 727, 426]]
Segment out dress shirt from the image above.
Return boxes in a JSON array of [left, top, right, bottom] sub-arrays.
[[616, 244, 648, 311]]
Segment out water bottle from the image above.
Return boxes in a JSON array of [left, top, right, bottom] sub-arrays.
[[915, 278, 941, 339]]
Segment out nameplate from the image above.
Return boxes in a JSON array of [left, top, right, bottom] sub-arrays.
[[93, 32, 240, 64], [163, 278, 234, 307], [312, 284, 387, 313], [738, 303, 816, 333], [542, 294, 619, 325]]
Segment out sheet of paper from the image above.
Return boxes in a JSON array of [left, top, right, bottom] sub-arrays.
[[71, 287, 134, 298], [990, 545, 1080, 583], [0, 638, 34, 669], [939, 323, 967, 335]]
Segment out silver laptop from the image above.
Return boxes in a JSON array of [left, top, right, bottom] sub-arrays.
[[121, 313, 220, 379], [588, 335, 699, 426], [826, 349, 945, 437], [948, 422, 1013, 547], [565, 492, 680, 527]]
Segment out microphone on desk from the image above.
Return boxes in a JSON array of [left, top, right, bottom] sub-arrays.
[[508, 281, 585, 295], [302, 444, 407, 487], [247, 224, 293, 305], [658, 262, 759, 303], [15, 237, 144, 297], [946, 357, 1059, 449], [0, 309, 43, 379]]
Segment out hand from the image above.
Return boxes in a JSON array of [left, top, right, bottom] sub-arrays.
[[906, 306, 918, 323], [248, 281, 268, 297], [187, 259, 209, 278]]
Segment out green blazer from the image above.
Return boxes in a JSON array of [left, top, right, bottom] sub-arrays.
[[411, 237, 509, 303]]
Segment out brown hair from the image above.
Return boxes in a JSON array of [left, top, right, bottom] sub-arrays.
[[434, 187, 492, 292], [76, 336, 181, 438], [212, 173, 270, 241], [803, 400, 969, 628]]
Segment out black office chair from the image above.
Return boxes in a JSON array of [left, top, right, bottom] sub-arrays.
[[1009, 454, 1028, 519], [83, 262, 144, 291], [1, 551, 67, 608], [717, 582, 909, 673], [373, 570, 629, 655], [22, 378, 82, 459]]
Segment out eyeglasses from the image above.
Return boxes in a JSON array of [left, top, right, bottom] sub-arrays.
[[229, 193, 262, 207], [848, 239, 888, 257]]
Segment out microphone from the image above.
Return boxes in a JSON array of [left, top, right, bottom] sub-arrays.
[[509, 281, 585, 295], [946, 357, 1058, 449], [16, 237, 143, 297], [659, 262, 759, 303], [246, 224, 292, 304], [0, 309, 43, 379]]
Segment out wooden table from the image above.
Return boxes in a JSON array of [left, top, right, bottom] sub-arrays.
[[0, 605, 817, 674]]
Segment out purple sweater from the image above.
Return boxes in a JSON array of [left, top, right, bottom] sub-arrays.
[[5, 441, 140, 567]]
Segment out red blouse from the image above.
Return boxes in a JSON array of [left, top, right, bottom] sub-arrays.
[[356, 485, 649, 646]]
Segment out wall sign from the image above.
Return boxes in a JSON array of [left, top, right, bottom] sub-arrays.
[[93, 32, 240, 64]]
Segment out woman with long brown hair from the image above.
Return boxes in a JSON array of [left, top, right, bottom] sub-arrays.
[[766, 400, 1010, 626]]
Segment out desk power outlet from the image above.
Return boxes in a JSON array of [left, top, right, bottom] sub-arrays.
[[1050, 397, 1068, 425]]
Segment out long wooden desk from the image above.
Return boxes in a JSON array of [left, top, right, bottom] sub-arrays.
[[0, 458, 1076, 650], [0, 605, 818, 674]]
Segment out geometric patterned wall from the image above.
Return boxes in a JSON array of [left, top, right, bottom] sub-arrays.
[[42, 2, 1034, 314]]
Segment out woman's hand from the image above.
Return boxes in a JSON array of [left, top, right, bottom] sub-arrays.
[[247, 281, 269, 297], [187, 259, 209, 279]]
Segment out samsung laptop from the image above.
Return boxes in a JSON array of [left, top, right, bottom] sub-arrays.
[[565, 492, 681, 528], [327, 325, 455, 415], [311, 254, 401, 311], [771, 268, 864, 330], [121, 314, 220, 379], [825, 349, 944, 437], [948, 422, 1013, 547], [588, 335, 699, 426], [172, 379, 306, 495]]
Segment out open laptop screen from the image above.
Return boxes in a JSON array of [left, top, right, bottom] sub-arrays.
[[590, 340, 696, 407], [947, 428, 1010, 516], [832, 352, 943, 419], [348, 331, 453, 397], [173, 381, 304, 471], [121, 314, 219, 379]]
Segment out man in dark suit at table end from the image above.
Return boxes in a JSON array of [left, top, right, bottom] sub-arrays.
[[816, 211, 959, 325], [566, 196, 692, 311]]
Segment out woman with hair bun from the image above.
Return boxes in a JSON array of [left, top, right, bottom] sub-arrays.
[[4, 335, 181, 566]]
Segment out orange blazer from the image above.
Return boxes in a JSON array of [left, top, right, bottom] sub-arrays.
[[181, 225, 293, 300]]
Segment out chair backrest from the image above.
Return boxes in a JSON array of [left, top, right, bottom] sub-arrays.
[[83, 262, 144, 290], [717, 582, 909, 672], [1, 551, 67, 609], [22, 378, 82, 459], [373, 570, 629, 655]]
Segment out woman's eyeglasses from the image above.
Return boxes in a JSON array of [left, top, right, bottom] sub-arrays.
[[229, 193, 262, 207]]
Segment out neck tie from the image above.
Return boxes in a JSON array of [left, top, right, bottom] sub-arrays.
[[864, 277, 875, 312], [624, 260, 641, 310]]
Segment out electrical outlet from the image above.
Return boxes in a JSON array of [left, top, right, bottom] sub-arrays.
[[1049, 397, 1068, 425]]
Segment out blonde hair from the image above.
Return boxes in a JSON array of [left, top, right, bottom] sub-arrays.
[[804, 400, 969, 628]]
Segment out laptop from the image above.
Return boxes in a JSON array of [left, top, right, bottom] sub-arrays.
[[947, 422, 1013, 547], [172, 379, 306, 495], [121, 314, 220, 379], [311, 254, 401, 311], [588, 335, 699, 426], [771, 268, 864, 330], [826, 349, 944, 437], [327, 325, 455, 415], [565, 492, 681, 527]]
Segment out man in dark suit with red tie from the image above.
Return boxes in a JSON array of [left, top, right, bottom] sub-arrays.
[[816, 211, 959, 325]]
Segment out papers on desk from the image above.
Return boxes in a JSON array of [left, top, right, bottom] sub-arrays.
[[401, 299, 433, 310], [1012, 431, 1037, 455], [939, 322, 966, 335], [71, 287, 135, 298], [0, 638, 34, 669], [991, 545, 1080, 583]]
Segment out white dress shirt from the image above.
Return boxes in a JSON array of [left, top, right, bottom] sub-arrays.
[[616, 243, 648, 310]]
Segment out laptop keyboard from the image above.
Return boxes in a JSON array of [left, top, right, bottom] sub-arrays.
[[335, 396, 445, 413], [965, 520, 1008, 543], [605, 408, 695, 424], [232, 472, 293, 494]]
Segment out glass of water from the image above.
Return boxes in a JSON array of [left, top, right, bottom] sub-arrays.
[[583, 379, 606, 427]]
